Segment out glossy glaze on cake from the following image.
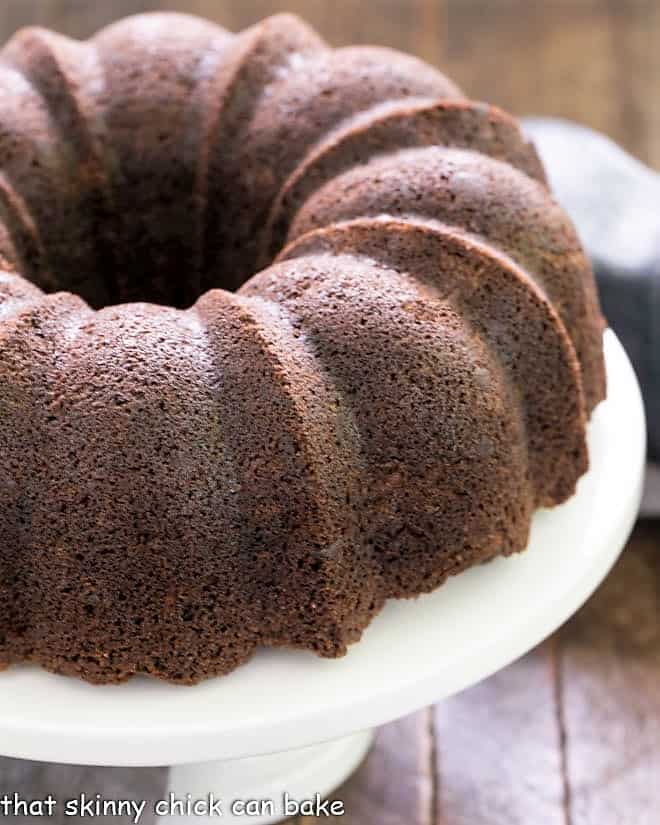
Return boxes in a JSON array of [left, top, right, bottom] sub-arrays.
[[0, 13, 606, 683]]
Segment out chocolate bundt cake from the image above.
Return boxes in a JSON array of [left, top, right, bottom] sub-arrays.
[[0, 13, 606, 684]]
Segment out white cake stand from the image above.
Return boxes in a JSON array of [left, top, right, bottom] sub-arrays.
[[0, 331, 645, 825]]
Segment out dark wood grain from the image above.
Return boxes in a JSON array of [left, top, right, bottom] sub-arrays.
[[445, 0, 660, 169], [432, 641, 566, 825], [557, 522, 660, 825]]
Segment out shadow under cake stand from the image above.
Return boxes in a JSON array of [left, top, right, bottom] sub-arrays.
[[0, 331, 645, 825]]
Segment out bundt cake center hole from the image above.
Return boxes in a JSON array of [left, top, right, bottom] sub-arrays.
[[18, 235, 260, 310], [32, 255, 254, 311]]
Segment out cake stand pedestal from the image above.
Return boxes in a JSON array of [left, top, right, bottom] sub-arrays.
[[165, 730, 374, 823], [0, 331, 645, 825]]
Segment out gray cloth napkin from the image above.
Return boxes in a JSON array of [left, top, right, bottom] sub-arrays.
[[524, 117, 660, 514]]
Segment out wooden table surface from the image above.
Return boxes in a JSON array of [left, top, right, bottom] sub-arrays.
[[0, 0, 658, 168], [1, 1, 659, 822]]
